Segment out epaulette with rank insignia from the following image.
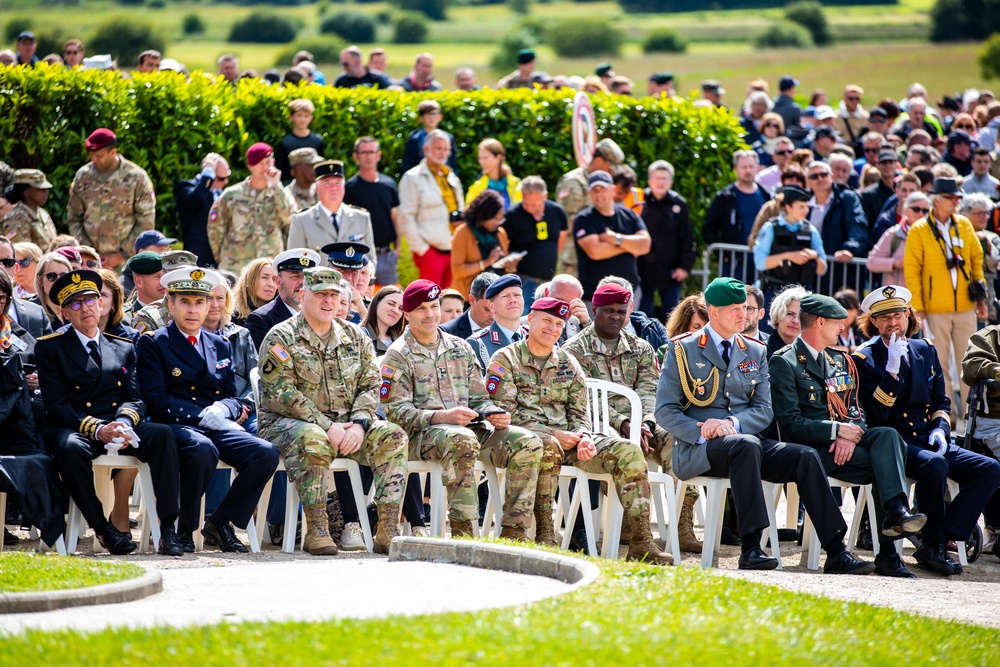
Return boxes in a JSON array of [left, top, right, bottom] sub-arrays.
[[36, 330, 65, 341], [104, 332, 132, 342], [670, 331, 694, 342], [471, 328, 490, 340]]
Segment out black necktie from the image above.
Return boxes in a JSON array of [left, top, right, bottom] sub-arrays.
[[721, 340, 731, 367], [330, 210, 339, 235], [512, 331, 522, 342], [87, 340, 101, 366]]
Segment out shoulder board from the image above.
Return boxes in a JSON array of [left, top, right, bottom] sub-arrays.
[[774, 343, 793, 357], [470, 329, 490, 340], [741, 334, 764, 346], [852, 350, 867, 360], [670, 331, 694, 342], [103, 333, 132, 342], [36, 330, 65, 341]]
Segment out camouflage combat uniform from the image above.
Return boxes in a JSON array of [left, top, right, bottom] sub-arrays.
[[208, 178, 295, 273], [66, 156, 156, 257], [381, 329, 543, 528], [554, 166, 589, 277], [130, 299, 170, 334], [285, 181, 318, 211], [0, 201, 57, 248], [488, 339, 653, 524], [257, 312, 407, 509], [563, 325, 697, 501]]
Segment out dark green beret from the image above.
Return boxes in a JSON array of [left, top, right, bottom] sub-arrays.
[[516, 49, 536, 64], [595, 63, 613, 77], [704, 277, 747, 307], [126, 250, 163, 275], [800, 293, 848, 319]]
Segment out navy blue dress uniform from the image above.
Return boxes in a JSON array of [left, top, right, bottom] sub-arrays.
[[36, 270, 183, 556], [467, 274, 526, 372], [323, 241, 371, 325], [245, 248, 322, 350], [854, 286, 1000, 575], [136, 268, 278, 552]]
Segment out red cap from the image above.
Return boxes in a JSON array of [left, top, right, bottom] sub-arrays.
[[591, 284, 632, 308], [85, 128, 117, 151], [246, 142, 273, 167], [402, 279, 441, 312], [530, 297, 571, 321], [56, 246, 82, 264]]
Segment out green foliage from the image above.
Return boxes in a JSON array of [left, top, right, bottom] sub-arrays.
[[182, 13, 207, 36], [317, 0, 331, 16], [118, 0, 144, 5], [89, 19, 165, 67], [320, 11, 377, 43], [930, 0, 1000, 42], [273, 36, 345, 67], [3, 17, 33, 44], [642, 28, 688, 54], [980, 33, 1000, 80], [620, 0, 893, 10], [490, 29, 537, 71], [510, 0, 532, 14], [0, 67, 745, 254], [228, 11, 298, 44], [396, 0, 448, 21], [548, 17, 624, 58], [394, 13, 428, 44], [784, 1, 832, 46], [753, 23, 814, 49], [0, 552, 142, 593], [149, 0, 166, 8], [36, 28, 70, 60]]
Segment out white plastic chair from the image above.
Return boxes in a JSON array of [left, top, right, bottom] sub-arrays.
[[407, 460, 446, 536], [2, 491, 68, 556], [798, 478, 880, 570], [188, 462, 263, 553], [475, 458, 505, 538], [66, 454, 160, 554]]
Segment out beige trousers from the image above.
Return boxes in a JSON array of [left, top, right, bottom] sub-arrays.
[[925, 309, 978, 420]]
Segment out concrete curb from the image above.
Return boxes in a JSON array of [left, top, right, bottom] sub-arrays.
[[388, 537, 600, 589], [0, 568, 163, 614]]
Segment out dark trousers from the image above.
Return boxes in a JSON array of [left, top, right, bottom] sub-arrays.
[[704, 434, 847, 547], [171, 426, 278, 532], [336, 469, 425, 526], [815, 426, 907, 546], [907, 444, 1000, 543], [50, 422, 180, 531]]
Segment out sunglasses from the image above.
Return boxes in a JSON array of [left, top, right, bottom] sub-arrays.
[[954, 126, 975, 131], [14, 257, 35, 268], [807, 173, 831, 180], [909, 206, 930, 214], [67, 296, 98, 311], [846, 96, 861, 102], [763, 123, 780, 129], [340, 61, 350, 67], [82, 259, 100, 268], [0, 258, 15, 268], [43, 272, 67, 282], [864, 148, 879, 154], [774, 150, 792, 156]]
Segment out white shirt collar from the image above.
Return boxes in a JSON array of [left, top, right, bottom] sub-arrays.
[[704, 323, 735, 352], [73, 327, 101, 350], [319, 202, 340, 219], [801, 338, 822, 360]]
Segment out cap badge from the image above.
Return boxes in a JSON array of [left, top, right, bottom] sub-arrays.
[[299, 257, 310, 266], [345, 247, 356, 258], [71, 273, 81, 284], [191, 270, 205, 281], [882, 286, 896, 298], [428, 286, 440, 300], [558, 304, 569, 317]]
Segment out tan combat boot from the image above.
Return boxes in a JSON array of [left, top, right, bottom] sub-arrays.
[[499, 525, 527, 541], [678, 495, 703, 553], [450, 519, 474, 538], [619, 513, 632, 545], [374, 504, 400, 554], [303, 505, 339, 555], [533, 508, 558, 547], [626, 515, 673, 565]]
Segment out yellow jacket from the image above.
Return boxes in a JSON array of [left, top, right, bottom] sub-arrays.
[[465, 173, 522, 207], [903, 213, 984, 314]]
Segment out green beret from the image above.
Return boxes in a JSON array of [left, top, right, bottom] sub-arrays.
[[704, 278, 747, 307], [126, 250, 163, 275], [799, 293, 848, 319]]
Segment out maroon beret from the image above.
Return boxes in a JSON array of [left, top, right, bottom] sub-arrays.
[[592, 284, 632, 308], [530, 297, 571, 321], [85, 128, 117, 151], [246, 142, 274, 167], [56, 246, 82, 264], [402, 279, 441, 312]]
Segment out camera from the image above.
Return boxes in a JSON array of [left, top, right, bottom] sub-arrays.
[[449, 210, 464, 224]]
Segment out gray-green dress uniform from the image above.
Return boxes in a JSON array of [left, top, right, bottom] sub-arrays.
[[467, 321, 524, 373], [288, 203, 378, 270]]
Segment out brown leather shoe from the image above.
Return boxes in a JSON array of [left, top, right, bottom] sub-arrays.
[[302, 505, 338, 555], [374, 504, 400, 554], [500, 525, 527, 541], [450, 519, 474, 538], [626, 515, 673, 565]]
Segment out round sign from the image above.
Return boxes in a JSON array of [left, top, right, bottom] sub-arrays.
[[572, 91, 597, 169]]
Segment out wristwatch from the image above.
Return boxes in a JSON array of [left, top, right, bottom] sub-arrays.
[[352, 419, 370, 433], [614, 233, 623, 247]]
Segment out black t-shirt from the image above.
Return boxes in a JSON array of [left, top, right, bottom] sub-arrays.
[[573, 204, 647, 298], [333, 71, 392, 89], [503, 200, 568, 281], [275, 131, 325, 183], [344, 173, 400, 248]]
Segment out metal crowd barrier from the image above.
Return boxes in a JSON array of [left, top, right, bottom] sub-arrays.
[[692, 242, 871, 296]]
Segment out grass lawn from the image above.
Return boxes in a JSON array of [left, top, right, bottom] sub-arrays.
[[0, 552, 144, 593], [0, 551, 994, 665]]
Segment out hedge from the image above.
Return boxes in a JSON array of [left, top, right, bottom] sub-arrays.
[[0, 66, 746, 270]]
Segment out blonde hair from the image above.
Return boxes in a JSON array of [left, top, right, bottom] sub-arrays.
[[13, 242, 42, 262], [35, 252, 73, 318], [288, 98, 314, 115], [478, 138, 512, 177], [212, 282, 236, 329], [233, 257, 274, 320]]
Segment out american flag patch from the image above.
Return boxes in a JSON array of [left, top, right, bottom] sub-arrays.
[[381, 365, 395, 379], [270, 344, 290, 362], [488, 362, 508, 377]]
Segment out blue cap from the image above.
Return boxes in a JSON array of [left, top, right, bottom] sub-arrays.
[[779, 75, 798, 91], [321, 241, 370, 270], [134, 229, 176, 253], [484, 274, 522, 300]]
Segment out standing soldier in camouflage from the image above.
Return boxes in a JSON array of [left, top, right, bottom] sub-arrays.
[[554, 138, 624, 277], [381, 279, 544, 541], [284, 147, 323, 210], [1, 169, 57, 248], [489, 297, 672, 563], [131, 250, 199, 334], [209, 142, 295, 273], [67, 128, 156, 270], [562, 281, 703, 554], [257, 267, 408, 555]]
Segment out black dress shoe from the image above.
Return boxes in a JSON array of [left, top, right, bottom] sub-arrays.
[[129, 517, 138, 529], [3, 527, 19, 545], [823, 550, 875, 575], [720, 525, 742, 546], [913, 542, 956, 576], [777, 528, 801, 543], [944, 552, 963, 575], [158, 526, 184, 557], [873, 551, 916, 578], [202, 520, 249, 553], [177, 530, 195, 553], [881, 509, 927, 538], [568, 529, 589, 553], [98, 524, 138, 555], [738, 545, 779, 570]]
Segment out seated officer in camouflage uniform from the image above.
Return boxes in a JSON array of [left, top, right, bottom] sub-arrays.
[[770, 292, 925, 578], [489, 297, 671, 563], [131, 250, 199, 334], [657, 278, 874, 573], [122, 251, 165, 324], [381, 280, 544, 541], [257, 267, 408, 555], [563, 281, 701, 554], [467, 274, 527, 372], [856, 286, 1000, 576]]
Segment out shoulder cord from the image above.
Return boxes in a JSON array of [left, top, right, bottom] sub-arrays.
[[673, 341, 719, 408]]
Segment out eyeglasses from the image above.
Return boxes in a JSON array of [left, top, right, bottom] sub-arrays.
[[864, 148, 880, 154], [355, 150, 379, 155], [82, 259, 100, 268], [846, 96, 861, 102], [953, 125, 975, 131], [774, 150, 792, 156], [64, 50, 80, 55], [909, 206, 930, 214], [763, 124, 780, 129], [67, 297, 98, 311], [43, 272, 67, 282], [0, 258, 15, 268], [14, 257, 35, 268], [340, 62, 350, 67], [216, 175, 230, 183], [969, 210, 991, 217], [807, 172, 830, 180]]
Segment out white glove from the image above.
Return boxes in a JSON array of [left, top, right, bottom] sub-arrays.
[[105, 437, 126, 455], [929, 428, 949, 455], [885, 332, 908, 375], [198, 403, 231, 432], [120, 427, 141, 448], [220, 420, 246, 432]]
